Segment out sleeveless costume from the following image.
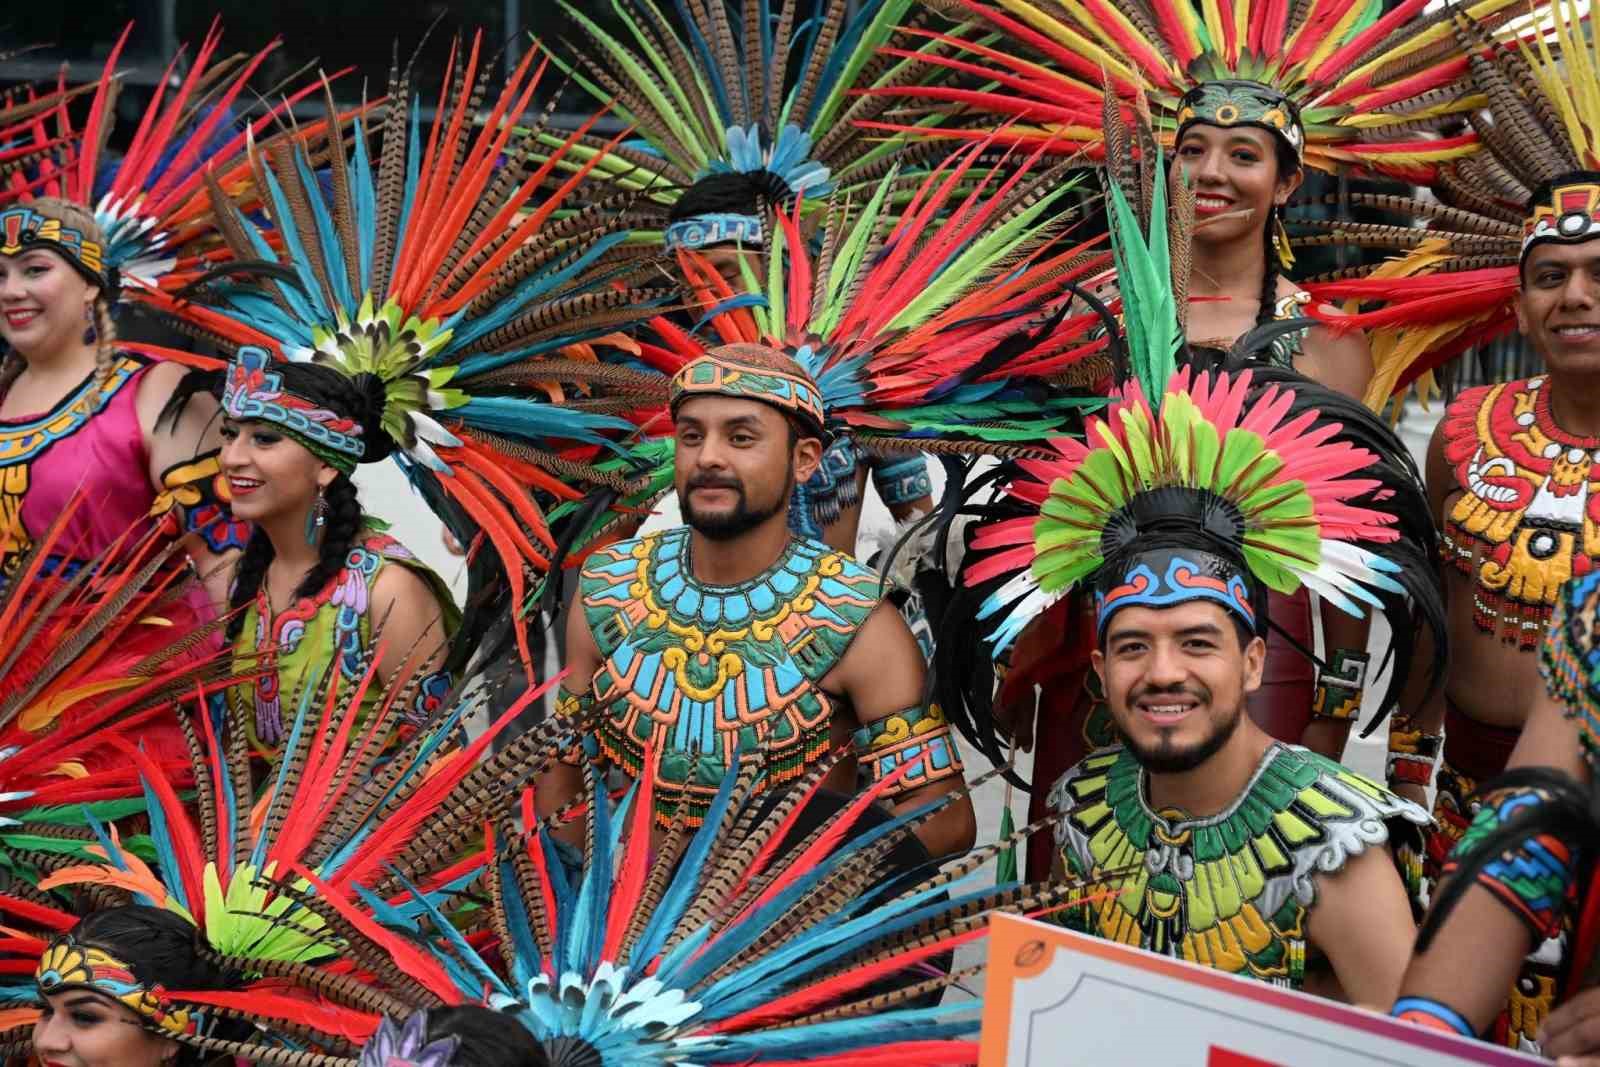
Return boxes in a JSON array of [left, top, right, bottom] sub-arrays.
[[233, 524, 458, 758], [577, 526, 961, 827], [1383, 375, 1600, 1047], [1050, 743, 1427, 988]]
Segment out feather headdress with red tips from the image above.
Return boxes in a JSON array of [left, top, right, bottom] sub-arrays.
[[1299, 0, 1600, 407], [187, 746, 1106, 1066], [866, 0, 1531, 179], [2, 19, 341, 294], [147, 30, 683, 673], [966, 168, 1444, 728]]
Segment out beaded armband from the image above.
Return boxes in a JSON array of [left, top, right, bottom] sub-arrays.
[[554, 688, 595, 767], [871, 454, 933, 508], [1392, 997, 1476, 1037], [852, 704, 964, 797], [152, 450, 251, 552], [1443, 784, 1578, 942], [1311, 648, 1369, 721], [1386, 719, 1442, 789]]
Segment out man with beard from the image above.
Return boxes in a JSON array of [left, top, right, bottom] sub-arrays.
[[1045, 545, 1430, 1004], [551, 343, 976, 859]]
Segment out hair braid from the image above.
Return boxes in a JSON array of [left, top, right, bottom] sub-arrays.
[[91, 293, 118, 388], [1255, 203, 1282, 329], [225, 474, 366, 640]]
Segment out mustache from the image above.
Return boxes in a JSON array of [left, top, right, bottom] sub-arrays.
[[1130, 682, 1211, 704], [686, 474, 744, 491]]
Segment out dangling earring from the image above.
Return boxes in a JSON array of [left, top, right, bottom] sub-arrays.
[[82, 305, 97, 344], [1273, 207, 1296, 269], [304, 484, 328, 545]]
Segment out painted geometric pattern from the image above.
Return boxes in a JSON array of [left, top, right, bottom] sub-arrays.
[[581, 527, 880, 825]]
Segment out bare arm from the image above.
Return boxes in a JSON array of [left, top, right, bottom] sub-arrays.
[[1300, 305, 1375, 403], [1394, 686, 1588, 1032], [1306, 843, 1418, 1007], [136, 362, 237, 613], [532, 599, 601, 839], [369, 564, 450, 694], [827, 602, 977, 859]]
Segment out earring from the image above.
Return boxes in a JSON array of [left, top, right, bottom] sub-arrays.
[[304, 484, 328, 545], [82, 305, 96, 344]]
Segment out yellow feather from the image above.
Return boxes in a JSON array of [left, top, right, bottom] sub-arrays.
[[19, 677, 142, 733], [996, 0, 1141, 85]]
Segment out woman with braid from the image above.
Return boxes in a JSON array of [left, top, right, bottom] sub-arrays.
[[204, 349, 458, 761]]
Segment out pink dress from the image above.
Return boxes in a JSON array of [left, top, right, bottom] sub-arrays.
[[0, 355, 236, 632]]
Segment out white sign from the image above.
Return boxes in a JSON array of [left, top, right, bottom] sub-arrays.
[[980, 913, 1542, 1066]]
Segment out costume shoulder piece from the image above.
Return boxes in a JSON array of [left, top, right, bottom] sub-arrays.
[[1439, 375, 1600, 648], [1049, 743, 1428, 988]]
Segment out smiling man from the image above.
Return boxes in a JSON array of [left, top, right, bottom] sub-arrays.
[[552, 343, 976, 860], [1045, 540, 1430, 1005]]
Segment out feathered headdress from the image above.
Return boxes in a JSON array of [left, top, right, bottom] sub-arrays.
[[544, 0, 963, 248], [181, 747, 1097, 1066], [547, 141, 1111, 537], [2, 21, 338, 294], [868, 0, 1530, 178], [148, 33, 679, 671], [966, 166, 1444, 726], [1300, 0, 1599, 407]]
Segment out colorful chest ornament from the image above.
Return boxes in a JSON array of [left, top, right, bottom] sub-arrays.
[[580, 527, 882, 827], [1049, 744, 1427, 989], [1441, 377, 1600, 649]]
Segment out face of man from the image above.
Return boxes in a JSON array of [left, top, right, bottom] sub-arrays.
[[1518, 241, 1600, 376], [1091, 600, 1265, 774], [674, 395, 820, 540]]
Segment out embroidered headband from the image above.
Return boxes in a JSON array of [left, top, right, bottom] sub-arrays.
[[0, 205, 118, 293], [1094, 548, 1258, 639], [35, 935, 196, 1036], [669, 344, 828, 439], [222, 346, 366, 473], [664, 212, 765, 251], [1175, 80, 1305, 162], [359, 1012, 462, 1067], [1522, 177, 1600, 263]]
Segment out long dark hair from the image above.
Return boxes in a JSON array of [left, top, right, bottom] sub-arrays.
[[62, 906, 244, 1066]]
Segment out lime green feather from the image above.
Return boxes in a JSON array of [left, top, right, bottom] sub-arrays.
[[1105, 159, 1179, 406]]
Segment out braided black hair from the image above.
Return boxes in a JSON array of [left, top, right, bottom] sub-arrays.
[[1254, 137, 1303, 328], [64, 906, 247, 1066], [425, 1006, 550, 1066], [213, 359, 395, 639], [225, 473, 363, 639]]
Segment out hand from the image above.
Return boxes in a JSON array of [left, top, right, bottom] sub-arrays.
[[1541, 984, 1600, 1061]]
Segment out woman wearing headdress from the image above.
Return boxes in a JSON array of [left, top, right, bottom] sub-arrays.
[[211, 347, 458, 758], [0, 25, 326, 598], [29, 905, 244, 1067], [874, 0, 1530, 875]]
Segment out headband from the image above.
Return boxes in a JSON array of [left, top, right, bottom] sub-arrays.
[[663, 212, 765, 251], [1175, 80, 1305, 162], [0, 205, 118, 294], [1094, 548, 1258, 640], [222, 346, 366, 473], [1522, 177, 1600, 263], [669, 346, 828, 439], [359, 1013, 461, 1067], [35, 934, 197, 1036]]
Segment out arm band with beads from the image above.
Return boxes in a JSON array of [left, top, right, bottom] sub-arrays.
[[870, 454, 933, 508], [851, 703, 964, 797], [152, 450, 251, 552], [1443, 783, 1578, 943]]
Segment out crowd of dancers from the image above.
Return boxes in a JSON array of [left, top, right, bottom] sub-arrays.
[[3, 0, 1600, 1062]]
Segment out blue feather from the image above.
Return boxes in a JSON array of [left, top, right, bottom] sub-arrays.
[[293, 147, 355, 311], [351, 115, 377, 294], [630, 759, 744, 964]]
